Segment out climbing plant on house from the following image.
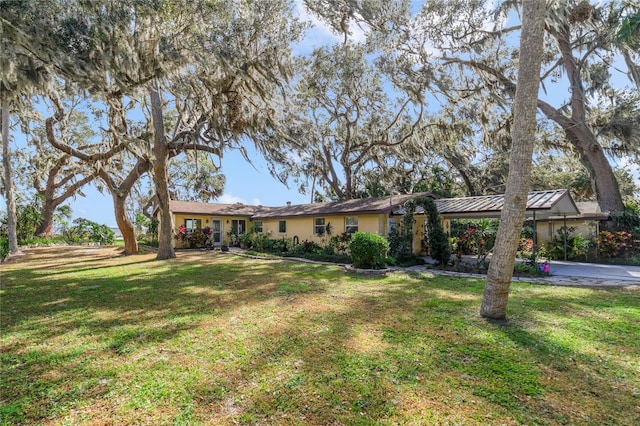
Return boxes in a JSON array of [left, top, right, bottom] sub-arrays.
[[421, 197, 451, 266], [391, 197, 450, 266], [389, 200, 417, 264]]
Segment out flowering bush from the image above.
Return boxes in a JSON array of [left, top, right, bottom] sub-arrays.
[[597, 231, 634, 258], [174, 226, 212, 248], [175, 225, 189, 243]]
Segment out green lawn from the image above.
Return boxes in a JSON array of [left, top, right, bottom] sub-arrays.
[[1, 246, 639, 425]]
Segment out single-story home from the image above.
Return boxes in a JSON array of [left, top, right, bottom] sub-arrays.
[[161, 189, 589, 254], [166, 192, 436, 252]]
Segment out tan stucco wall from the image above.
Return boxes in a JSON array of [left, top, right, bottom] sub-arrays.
[[535, 219, 599, 245], [173, 213, 253, 247], [170, 210, 446, 254], [260, 214, 386, 244]]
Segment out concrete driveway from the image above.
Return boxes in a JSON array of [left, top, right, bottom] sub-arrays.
[[422, 255, 640, 286], [547, 260, 640, 285]]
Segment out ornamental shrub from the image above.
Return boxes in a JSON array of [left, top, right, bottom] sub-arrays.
[[545, 228, 593, 261], [597, 231, 634, 258], [187, 229, 209, 248], [0, 236, 8, 261], [250, 232, 272, 252], [348, 232, 389, 269], [421, 197, 451, 265]]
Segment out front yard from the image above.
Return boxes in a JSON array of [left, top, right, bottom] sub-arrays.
[[1, 246, 639, 425]]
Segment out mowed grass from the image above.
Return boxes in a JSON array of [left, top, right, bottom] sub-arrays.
[[1, 247, 639, 425]]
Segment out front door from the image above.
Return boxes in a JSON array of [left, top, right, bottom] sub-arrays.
[[211, 220, 222, 246]]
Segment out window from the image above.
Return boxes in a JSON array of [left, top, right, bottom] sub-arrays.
[[231, 219, 246, 234], [253, 220, 263, 233], [278, 220, 287, 233], [314, 218, 326, 236], [184, 218, 202, 233], [345, 216, 358, 235]]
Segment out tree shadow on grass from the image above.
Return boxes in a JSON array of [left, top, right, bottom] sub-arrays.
[[196, 270, 640, 425], [2, 248, 638, 425], [1, 247, 339, 424]]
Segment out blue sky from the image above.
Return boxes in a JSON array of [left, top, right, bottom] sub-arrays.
[[3, 1, 637, 227]]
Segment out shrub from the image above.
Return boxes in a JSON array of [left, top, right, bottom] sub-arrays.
[[65, 218, 115, 245], [422, 197, 451, 265], [271, 238, 290, 253], [250, 232, 272, 252], [545, 229, 593, 261], [175, 225, 189, 244], [187, 229, 209, 248], [328, 232, 351, 254], [238, 232, 253, 248], [348, 232, 389, 269], [612, 203, 640, 238], [16, 203, 41, 242], [389, 201, 415, 261], [0, 236, 8, 261], [597, 231, 634, 258], [287, 240, 320, 257]]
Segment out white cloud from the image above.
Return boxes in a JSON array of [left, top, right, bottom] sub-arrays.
[[218, 193, 263, 206], [218, 194, 246, 204]]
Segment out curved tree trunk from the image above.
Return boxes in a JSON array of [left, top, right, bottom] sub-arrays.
[[96, 158, 150, 256], [113, 191, 138, 255], [2, 98, 22, 256], [480, 0, 545, 320], [536, 100, 625, 224], [35, 171, 96, 236], [36, 201, 57, 236], [150, 82, 175, 260], [574, 127, 623, 228]]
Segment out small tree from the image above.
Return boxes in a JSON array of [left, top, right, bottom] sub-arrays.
[[348, 232, 389, 270], [421, 197, 451, 265]]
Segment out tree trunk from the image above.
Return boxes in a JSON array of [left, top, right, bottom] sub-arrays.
[[113, 191, 138, 255], [97, 158, 150, 256], [480, 0, 545, 320], [574, 125, 623, 230], [150, 82, 175, 260], [550, 24, 625, 218], [536, 100, 625, 222], [1, 97, 22, 256], [35, 161, 96, 236], [36, 200, 56, 236]]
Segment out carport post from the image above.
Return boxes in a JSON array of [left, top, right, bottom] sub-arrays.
[[532, 211, 537, 258], [563, 214, 568, 261]]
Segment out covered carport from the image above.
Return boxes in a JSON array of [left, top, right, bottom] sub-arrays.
[[433, 189, 581, 260]]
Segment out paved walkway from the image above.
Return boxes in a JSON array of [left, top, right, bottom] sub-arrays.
[[229, 248, 639, 287]]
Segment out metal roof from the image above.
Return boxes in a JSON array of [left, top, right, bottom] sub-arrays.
[[433, 189, 580, 219], [168, 190, 582, 221], [393, 190, 580, 219]]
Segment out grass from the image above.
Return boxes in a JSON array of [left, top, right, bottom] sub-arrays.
[[1, 246, 639, 425]]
